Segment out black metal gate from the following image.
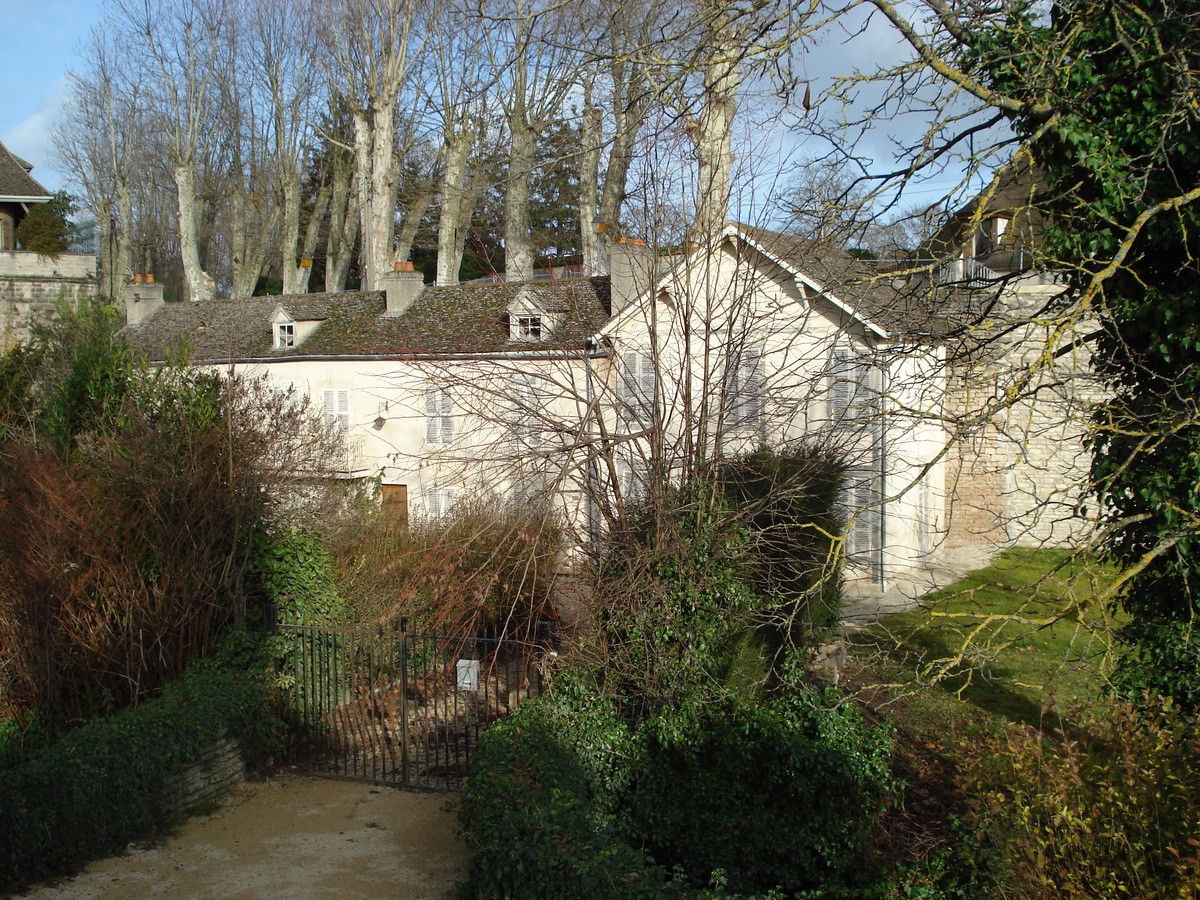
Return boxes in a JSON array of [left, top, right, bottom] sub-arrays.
[[274, 614, 548, 790]]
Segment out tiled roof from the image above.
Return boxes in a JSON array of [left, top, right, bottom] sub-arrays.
[[0, 140, 51, 200], [736, 224, 950, 337], [122, 279, 612, 363]]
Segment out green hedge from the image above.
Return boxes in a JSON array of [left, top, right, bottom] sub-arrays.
[[0, 656, 283, 893], [623, 694, 894, 895], [460, 687, 894, 899], [461, 699, 683, 900]]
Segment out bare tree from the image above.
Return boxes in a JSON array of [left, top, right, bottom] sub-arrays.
[[477, 0, 580, 281], [108, 0, 232, 303], [320, 0, 429, 291]]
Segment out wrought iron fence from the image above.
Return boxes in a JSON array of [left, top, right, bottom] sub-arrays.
[[272, 613, 550, 790]]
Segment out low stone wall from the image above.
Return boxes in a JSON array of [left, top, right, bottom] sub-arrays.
[[162, 734, 246, 818], [0, 253, 97, 349]]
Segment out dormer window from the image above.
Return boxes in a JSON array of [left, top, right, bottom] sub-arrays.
[[516, 315, 542, 341], [275, 322, 295, 349]]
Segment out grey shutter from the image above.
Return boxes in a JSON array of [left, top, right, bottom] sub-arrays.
[[425, 388, 440, 443], [439, 389, 453, 445]]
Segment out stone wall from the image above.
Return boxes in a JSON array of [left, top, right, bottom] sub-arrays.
[[945, 278, 1104, 550], [162, 734, 246, 818], [0, 251, 97, 349]]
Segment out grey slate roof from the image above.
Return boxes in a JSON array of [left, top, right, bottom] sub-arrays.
[[737, 224, 949, 337], [122, 278, 612, 363], [0, 140, 52, 201]]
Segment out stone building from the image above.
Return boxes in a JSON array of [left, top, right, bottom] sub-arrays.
[[0, 140, 96, 348], [925, 162, 1103, 551]]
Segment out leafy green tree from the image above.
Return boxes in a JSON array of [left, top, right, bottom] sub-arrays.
[[14, 192, 75, 259], [977, 0, 1200, 704]]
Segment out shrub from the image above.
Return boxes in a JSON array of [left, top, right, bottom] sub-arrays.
[[622, 692, 895, 895], [335, 496, 563, 641], [252, 526, 344, 620], [0, 304, 340, 728], [461, 697, 680, 900], [460, 679, 896, 899], [956, 698, 1200, 899], [14, 199, 70, 258], [715, 444, 846, 634], [0, 652, 283, 894]]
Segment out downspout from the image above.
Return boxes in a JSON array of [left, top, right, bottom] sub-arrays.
[[877, 354, 889, 592], [584, 343, 599, 548]]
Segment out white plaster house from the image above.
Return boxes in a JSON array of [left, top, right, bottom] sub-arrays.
[[121, 225, 950, 586]]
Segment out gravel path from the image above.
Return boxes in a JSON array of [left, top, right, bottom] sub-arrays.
[[15, 775, 468, 900]]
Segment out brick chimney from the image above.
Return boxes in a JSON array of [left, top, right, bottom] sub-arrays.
[[125, 274, 165, 326], [382, 261, 424, 317]]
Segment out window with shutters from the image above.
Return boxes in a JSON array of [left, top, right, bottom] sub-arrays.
[[827, 352, 883, 575], [425, 386, 454, 445], [423, 485, 456, 521], [322, 388, 350, 433], [724, 344, 765, 430], [619, 350, 656, 429], [505, 375, 541, 449], [618, 456, 651, 501]]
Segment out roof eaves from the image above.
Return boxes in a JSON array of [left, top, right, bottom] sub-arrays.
[[732, 225, 890, 339]]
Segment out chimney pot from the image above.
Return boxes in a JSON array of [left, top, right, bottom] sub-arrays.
[[146, 273, 155, 284], [134, 273, 144, 283]]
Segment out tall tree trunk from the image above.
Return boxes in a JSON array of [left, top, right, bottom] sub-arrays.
[[327, 166, 360, 292], [230, 189, 279, 299], [175, 162, 216, 303], [691, 16, 741, 242], [355, 103, 400, 291], [280, 169, 306, 294], [395, 184, 435, 268], [580, 94, 603, 275], [601, 60, 644, 230], [436, 128, 472, 285], [298, 178, 330, 293], [505, 111, 535, 281]]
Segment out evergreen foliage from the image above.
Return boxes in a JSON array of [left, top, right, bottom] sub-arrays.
[[981, 0, 1200, 705], [13, 192, 74, 259]]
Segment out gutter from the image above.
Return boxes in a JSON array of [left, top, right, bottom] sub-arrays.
[[171, 349, 614, 367]]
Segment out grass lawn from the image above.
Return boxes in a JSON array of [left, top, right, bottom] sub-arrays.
[[847, 547, 1120, 731]]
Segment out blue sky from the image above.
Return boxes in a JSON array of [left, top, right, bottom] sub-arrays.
[[0, 0, 102, 192]]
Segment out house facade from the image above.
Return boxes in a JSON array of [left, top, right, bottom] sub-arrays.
[[921, 162, 1102, 550], [121, 225, 949, 586]]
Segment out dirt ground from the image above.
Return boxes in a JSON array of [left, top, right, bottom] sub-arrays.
[[15, 775, 469, 900]]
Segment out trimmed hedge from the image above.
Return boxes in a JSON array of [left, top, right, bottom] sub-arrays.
[[0, 657, 282, 893]]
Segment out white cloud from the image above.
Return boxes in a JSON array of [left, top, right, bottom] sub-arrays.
[[1, 75, 71, 191]]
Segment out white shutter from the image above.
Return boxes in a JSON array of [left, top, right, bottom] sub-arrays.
[[323, 388, 349, 432], [511, 376, 540, 449], [425, 387, 452, 445], [620, 350, 654, 428], [728, 346, 764, 428], [828, 355, 855, 425]]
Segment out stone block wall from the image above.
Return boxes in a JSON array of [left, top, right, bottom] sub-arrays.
[[162, 734, 246, 818], [945, 282, 1104, 550], [0, 251, 97, 349]]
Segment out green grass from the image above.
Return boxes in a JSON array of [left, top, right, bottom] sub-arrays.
[[849, 547, 1120, 730]]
